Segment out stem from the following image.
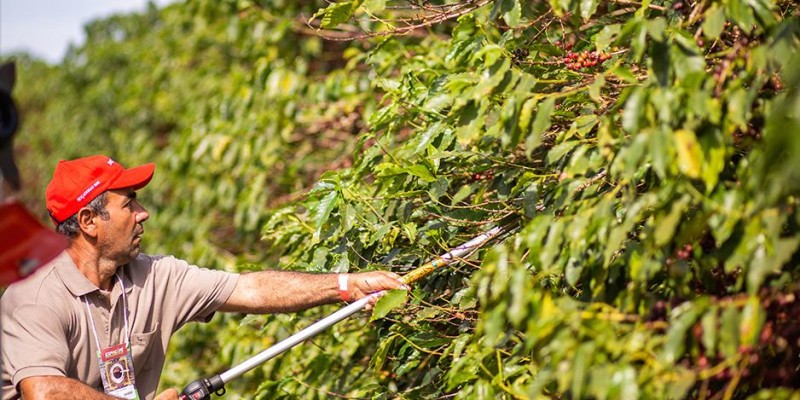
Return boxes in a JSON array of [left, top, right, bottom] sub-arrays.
[[311, 0, 493, 41]]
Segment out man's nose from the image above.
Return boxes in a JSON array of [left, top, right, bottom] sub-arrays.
[[135, 203, 149, 222]]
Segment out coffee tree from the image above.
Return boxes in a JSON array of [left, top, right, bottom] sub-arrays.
[[7, 0, 799, 398], [262, 0, 800, 398]]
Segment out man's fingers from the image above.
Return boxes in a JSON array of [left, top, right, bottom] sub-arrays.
[[355, 271, 409, 295], [373, 271, 408, 290], [363, 290, 386, 311]]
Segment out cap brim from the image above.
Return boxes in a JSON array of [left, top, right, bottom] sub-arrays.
[[109, 162, 155, 191]]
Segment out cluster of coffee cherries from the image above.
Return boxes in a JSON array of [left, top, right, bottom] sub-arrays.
[[674, 243, 693, 260], [470, 171, 495, 181], [562, 50, 612, 71], [664, 243, 694, 267]]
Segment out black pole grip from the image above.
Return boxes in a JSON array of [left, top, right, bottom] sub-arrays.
[[180, 375, 225, 400]]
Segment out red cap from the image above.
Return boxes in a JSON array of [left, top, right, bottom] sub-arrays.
[[45, 155, 155, 224]]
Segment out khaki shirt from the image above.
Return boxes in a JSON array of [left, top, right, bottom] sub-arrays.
[[1, 251, 238, 400]]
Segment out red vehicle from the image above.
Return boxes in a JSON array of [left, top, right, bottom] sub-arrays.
[[0, 61, 66, 286]]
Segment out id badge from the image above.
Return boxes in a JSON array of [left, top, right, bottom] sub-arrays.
[[97, 343, 141, 400]]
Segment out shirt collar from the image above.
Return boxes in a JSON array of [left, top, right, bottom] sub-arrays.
[[54, 251, 134, 298]]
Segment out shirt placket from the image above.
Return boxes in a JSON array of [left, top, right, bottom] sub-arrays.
[[93, 291, 114, 348], [108, 284, 125, 346]]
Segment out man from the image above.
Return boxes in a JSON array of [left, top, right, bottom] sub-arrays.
[[1, 155, 406, 400]]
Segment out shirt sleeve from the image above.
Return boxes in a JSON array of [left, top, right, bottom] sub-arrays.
[[151, 256, 239, 330], [2, 303, 69, 387]]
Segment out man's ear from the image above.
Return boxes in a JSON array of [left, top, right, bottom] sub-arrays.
[[76, 208, 99, 237]]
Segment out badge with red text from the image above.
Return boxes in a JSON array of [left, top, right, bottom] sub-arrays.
[[97, 343, 140, 399]]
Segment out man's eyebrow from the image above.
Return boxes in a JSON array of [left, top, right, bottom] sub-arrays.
[[127, 192, 138, 200]]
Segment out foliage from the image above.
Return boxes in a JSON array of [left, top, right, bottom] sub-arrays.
[[5, 0, 800, 398]]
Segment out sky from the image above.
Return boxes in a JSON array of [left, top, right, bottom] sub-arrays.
[[0, 0, 175, 64]]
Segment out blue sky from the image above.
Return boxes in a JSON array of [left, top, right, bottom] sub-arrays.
[[1, 0, 174, 64]]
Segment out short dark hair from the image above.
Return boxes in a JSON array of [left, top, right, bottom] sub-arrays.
[[55, 192, 110, 238]]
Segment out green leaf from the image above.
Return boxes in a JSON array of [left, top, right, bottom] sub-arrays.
[[588, 76, 605, 103], [503, 0, 522, 27], [540, 220, 564, 268], [370, 333, 397, 370], [674, 129, 703, 179], [363, 0, 386, 13], [622, 88, 644, 133], [580, 0, 599, 20], [507, 266, 530, 326], [709, 191, 743, 244], [428, 177, 449, 202], [646, 18, 667, 42], [739, 296, 764, 348], [571, 114, 599, 138], [650, 41, 671, 86], [448, 333, 471, 360], [518, 97, 537, 136], [610, 366, 639, 399], [547, 140, 581, 165], [595, 24, 621, 51], [452, 184, 474, 204], [527, 97, 554, 156], [649, 128, 673, 179], [318, 1, 363, 29], [655, 195, 689, 246], [571, 342, 595, 397], [747, 234, 800, 293], [609, 69, 636, 89], [720, 305, 740, 358], [406, 163, 436, 183], [695, 130, 723, 191], [701, 306, 719, 356], [702, 5, 726, 41], [726, 88, 749, 129], [726, 0, 756, 33], [501, 96, 521, 148], [749, 0, 777, 26], [447, 354, 480, 389], [661, 300, 706, 364], [314, 191, 339, 240], [565, 257, 583, 286], [473, 57, 510, 99], [370, 290, 409, 321], [423, 94, 453, 116], [368, 222, 393, 246]]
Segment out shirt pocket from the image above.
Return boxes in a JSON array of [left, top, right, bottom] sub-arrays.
[[130, 325, 159, 370]]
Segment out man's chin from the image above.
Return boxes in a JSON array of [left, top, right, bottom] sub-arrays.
[[121, 247, 141, 264]]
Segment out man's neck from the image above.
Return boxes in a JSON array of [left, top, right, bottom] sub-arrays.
[[66, 244, 119, 291]]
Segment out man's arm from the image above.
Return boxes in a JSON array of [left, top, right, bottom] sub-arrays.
[[218, 270, 406, 313], [19, 376, 179, 400], [19, 376, 116, 400]]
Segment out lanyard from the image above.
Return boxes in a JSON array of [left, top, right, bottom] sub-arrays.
[[82, 273, 131, 350]]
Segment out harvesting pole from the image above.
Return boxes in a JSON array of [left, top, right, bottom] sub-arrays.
[[179, 218, 518, 400]]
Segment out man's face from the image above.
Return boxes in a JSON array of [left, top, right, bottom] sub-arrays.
[[96, 188, 149, 265]]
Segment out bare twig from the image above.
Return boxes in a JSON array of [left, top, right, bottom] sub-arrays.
[[610, 0, 667, 12], [573, 169, 608, 194], [308, 0, 493, 41]]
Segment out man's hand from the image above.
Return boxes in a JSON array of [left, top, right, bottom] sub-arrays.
[[155, 388, 180, 400], [342, 271, 409, 310]]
